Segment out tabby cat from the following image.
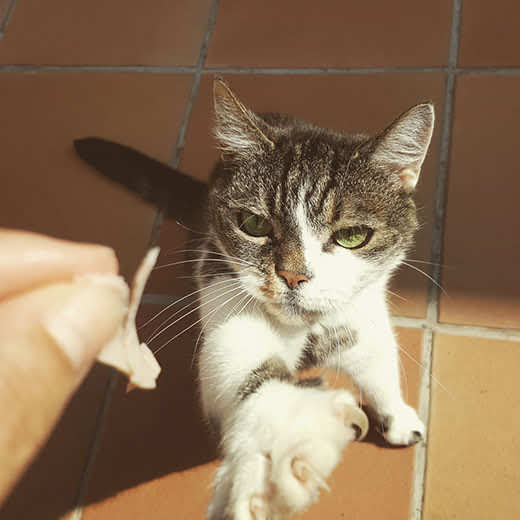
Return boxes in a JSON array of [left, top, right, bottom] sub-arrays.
[[196, 79, 433, 519]]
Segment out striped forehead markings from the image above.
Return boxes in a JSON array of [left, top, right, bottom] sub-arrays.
[[294, 190, 325, 273]]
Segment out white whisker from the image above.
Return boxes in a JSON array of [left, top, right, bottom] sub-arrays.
[[405, 258, 443, 267], [138, 276, 242, 329], [146, 279, 245, 340], [166, 249, 257, 267], [178, 270, 249, 280], [349, 299, 453, 399], [147, 282, 244, 344], [224, 291, 250, 322], [396, 343, 454, 399], [397, 350, 409, 402], [191, 289, 250, 369], [387, 289, 408, 302], [153, 287, 246, 356], [235, 293, 255, 320], [153, 258, 252, 270], [332, 326, 341, 388], [401, 261, 447, 295]]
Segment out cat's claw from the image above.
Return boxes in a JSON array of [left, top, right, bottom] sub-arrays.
[[382, 403, 425, 446], [207, 384, 365, 520], [249, 495, 268, 520]]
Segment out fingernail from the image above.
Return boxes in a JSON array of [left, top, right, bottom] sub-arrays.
[[43, 276, 129, 369]]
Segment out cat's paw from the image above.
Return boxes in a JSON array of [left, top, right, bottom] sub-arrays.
[[207, 383, 368, 520], [382, 403, 425, 446]]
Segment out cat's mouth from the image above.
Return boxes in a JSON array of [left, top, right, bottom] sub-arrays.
[[255, 280, 325, 321]]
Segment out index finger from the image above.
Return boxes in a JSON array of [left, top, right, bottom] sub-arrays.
[[0, 229, 118, 299]]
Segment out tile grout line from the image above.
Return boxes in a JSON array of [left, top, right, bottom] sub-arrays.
[[152, 0, 220, 243], [0, 64, 197, 73], [392, 317, 520, 341], [68, 3, 221, 519], [428, 322, 520, 342], [410, 1, 462, 520], [158, 0, 220, 241], [0, 0, 18, 38], [202, 66, 447, 75], [170, 0, 220, 167], [426, 0, 462, 326], [456, 66, 520, 75], [2, 64, 520, 74], [68, 374, 118, 520]]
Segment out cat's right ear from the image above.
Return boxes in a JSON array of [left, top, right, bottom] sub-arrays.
[[213, 78, 275, 158]]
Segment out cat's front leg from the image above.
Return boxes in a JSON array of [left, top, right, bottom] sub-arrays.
[[199, 313, 366, 520], [332, 304, 425, 446]]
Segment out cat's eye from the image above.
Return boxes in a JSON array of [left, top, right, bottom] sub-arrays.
[[238, 211, 273, 237], [334, 226, 372, 249]]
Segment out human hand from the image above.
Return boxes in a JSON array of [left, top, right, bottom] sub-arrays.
[[0, 229, 127, 504]]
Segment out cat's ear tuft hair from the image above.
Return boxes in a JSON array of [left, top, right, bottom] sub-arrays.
[[213, 78, 275, 157], [370, 102, 435, 191]]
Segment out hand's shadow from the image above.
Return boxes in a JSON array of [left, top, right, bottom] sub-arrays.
[[84, 316, 219, 506]]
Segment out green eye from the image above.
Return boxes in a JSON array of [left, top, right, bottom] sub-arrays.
[[334, 226, 372, 249], [238, 211, 273, 237]]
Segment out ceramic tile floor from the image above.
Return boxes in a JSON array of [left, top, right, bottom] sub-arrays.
[[1, 1, 519, 519]]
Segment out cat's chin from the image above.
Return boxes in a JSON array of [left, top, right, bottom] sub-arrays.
[[273, 308, 318, 327], [262, 297, 324, 327]]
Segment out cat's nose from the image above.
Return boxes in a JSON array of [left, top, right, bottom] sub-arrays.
[[277, 270, 310, 290]]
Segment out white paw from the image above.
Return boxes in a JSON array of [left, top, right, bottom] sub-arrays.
[[206, 383, 368, 520], [382, 403, 425, 446]]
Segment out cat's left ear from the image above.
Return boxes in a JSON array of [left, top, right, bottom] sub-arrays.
[[367, 103, 435, 191]]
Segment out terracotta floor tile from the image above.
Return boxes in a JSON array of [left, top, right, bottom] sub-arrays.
[[0, 0, 211, 66], [82, 319, 424, 519], [207, 0, 452, 68], [0, 73, 191, 280], [459, 0, 520, 67], [424, 334, 520, 519], [1, 364, 113, 520], [179, 74, 445, 317], [439, 75, 520, 329]]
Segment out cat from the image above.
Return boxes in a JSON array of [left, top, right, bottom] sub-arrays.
[[195, 78, 434, 520]]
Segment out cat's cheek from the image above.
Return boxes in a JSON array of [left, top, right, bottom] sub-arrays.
[[240, 276, 277, 305]]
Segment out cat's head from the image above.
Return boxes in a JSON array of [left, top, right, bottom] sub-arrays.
[[206, 79, 434, 324]]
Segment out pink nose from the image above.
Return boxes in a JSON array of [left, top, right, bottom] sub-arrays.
[[277, 270, 310, 290]]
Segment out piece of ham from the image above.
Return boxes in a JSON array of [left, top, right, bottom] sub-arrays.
[[91, 248, 161, 389]]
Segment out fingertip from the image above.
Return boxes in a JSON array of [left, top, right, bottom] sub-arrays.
[[91, 244, 119, 275]]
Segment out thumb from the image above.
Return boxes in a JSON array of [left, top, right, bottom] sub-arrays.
[[0, 277, 128, 503]]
